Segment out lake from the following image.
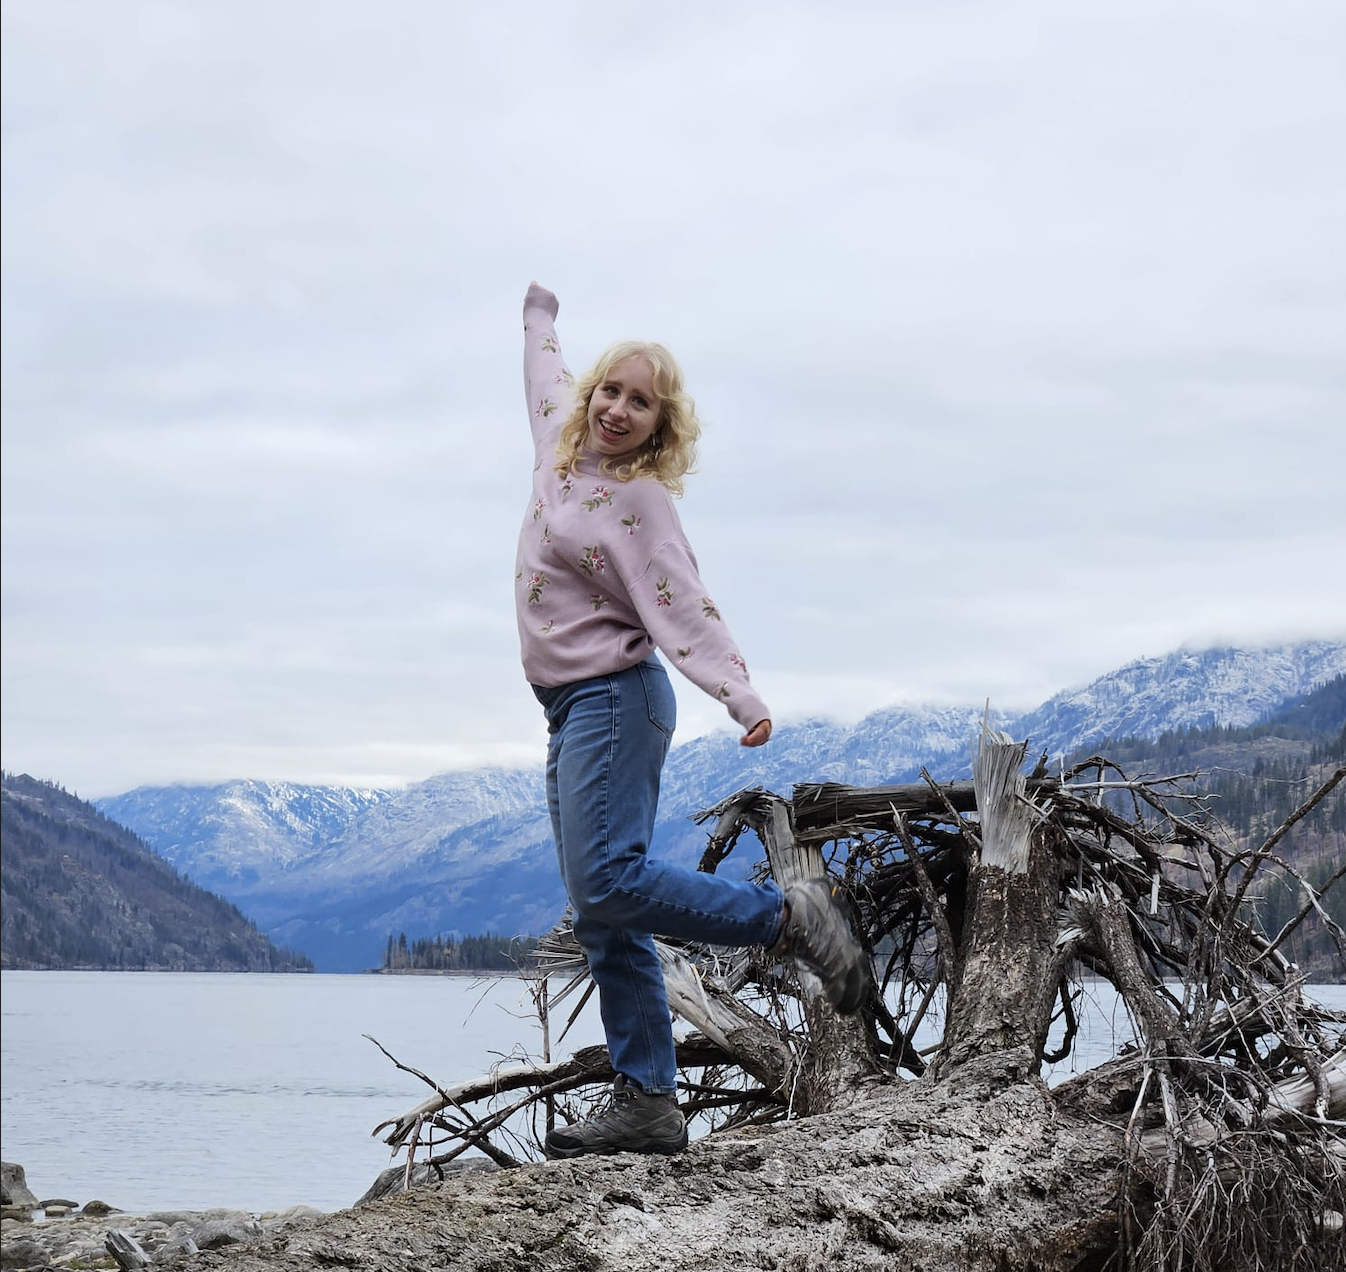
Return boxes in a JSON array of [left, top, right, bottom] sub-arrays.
[[0, 970, 605, 1215], [2, 971, 1341, 1216]]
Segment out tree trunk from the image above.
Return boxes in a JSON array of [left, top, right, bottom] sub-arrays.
[[935, 728, 1069, 1082]]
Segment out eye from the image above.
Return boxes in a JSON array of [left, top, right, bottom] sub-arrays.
[[601, 384, 619, 397], [631, 395, 649, 410]]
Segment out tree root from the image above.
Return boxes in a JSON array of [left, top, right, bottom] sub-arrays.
[[366, 748, 1344, 1271]]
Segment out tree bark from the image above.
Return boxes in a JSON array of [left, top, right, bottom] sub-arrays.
[[934, 728, 1068, 1082]]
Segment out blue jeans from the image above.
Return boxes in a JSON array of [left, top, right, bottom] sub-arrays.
[[533, 657, 785, 1095]]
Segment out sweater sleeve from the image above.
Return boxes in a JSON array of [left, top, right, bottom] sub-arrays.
[[617, 530, 772, 733], [521, 285, 574, 444]]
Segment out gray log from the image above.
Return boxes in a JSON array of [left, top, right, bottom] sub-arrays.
[[104, 1229, 151, 1270]]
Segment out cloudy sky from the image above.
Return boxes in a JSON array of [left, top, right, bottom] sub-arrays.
[[3, 1, 1344, 800]]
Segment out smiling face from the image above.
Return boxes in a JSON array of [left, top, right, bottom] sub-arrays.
[[585, 356, 661, 460]]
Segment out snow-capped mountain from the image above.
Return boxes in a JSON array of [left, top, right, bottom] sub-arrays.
[[1013, 640, 1346, 757], [95, 640, 1346, 972]]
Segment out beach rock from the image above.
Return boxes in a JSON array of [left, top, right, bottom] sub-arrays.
[[191, 1215, 263, 1250], [355, 1158, 497, 1205], [36, 1197, 77, 1211], [0, 1234, 46, 1270], [0, 1166, 37, 1211], [158, 1231, 202, 1262]]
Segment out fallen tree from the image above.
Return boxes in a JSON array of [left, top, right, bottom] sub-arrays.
[[154, 731, 1344, 1272]]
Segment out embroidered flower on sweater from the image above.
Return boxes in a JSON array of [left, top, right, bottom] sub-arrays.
[[533, 498, 547, 521], [655, 577, 674, 608], [582, 486, 612, 511], [677, 647, 692, 663], [621, 514, 642, 535], [560, 477, 574, 499], [700, 597, 722, 621], [555, 369, 574, 385], [579, 547, 605, 576], [714, 682, 731, 701], [728, 652, 748, 674], [540, 525, 551, 546], [538, 397, 558, 417], [589, 594, 608, 611], [541, 336, 558, 353], [539, 620, 555, 634], [526, 572, 549, 605]]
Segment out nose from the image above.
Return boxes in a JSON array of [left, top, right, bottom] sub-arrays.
[[606, 396, 627, 419]]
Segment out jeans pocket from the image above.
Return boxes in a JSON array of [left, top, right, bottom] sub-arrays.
[[636, 660, 677, 740]]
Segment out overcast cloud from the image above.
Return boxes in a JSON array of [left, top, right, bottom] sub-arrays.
[[3, 0, 1344, 800]]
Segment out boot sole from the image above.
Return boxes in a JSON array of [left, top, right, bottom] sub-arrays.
[[545, 1129, 689, 1160]]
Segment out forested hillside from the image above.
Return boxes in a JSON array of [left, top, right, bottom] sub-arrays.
[[0, 772, 312, 972], [1074, 673, 1344, 979]]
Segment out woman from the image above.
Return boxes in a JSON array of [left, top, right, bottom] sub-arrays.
[[517, 282, 865, 1159]]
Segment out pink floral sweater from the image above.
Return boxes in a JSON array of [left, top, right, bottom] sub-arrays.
[[515, 286, 770, 732]]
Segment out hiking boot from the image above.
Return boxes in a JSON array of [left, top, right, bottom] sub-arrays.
[[781, 878, 869, 1014], [545, 1076, 688, 1159]]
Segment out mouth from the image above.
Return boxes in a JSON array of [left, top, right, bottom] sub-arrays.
[[596, 419, 629, 444]]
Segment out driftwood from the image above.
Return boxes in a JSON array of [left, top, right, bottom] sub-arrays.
[[104, 1229, 152, 1270], [359, 733, 1344, 1272]]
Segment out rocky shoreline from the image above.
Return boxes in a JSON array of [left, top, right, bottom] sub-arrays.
[[1, 1159, 468, 1271], [2, 1161, 328, 1269]]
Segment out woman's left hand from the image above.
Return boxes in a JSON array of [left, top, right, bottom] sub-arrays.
[[740, 719, 772, 748]]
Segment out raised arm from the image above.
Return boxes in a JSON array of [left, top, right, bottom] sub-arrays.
[[522, 282, 574, 443]]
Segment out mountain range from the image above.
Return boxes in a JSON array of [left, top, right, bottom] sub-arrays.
[[85, 639, 1346, 973]]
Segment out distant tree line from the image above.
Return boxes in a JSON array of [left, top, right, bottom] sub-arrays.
[[382, 930, 539, 972]]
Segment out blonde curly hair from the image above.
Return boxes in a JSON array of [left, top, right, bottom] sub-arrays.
[[553, 341, 701, 496]]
